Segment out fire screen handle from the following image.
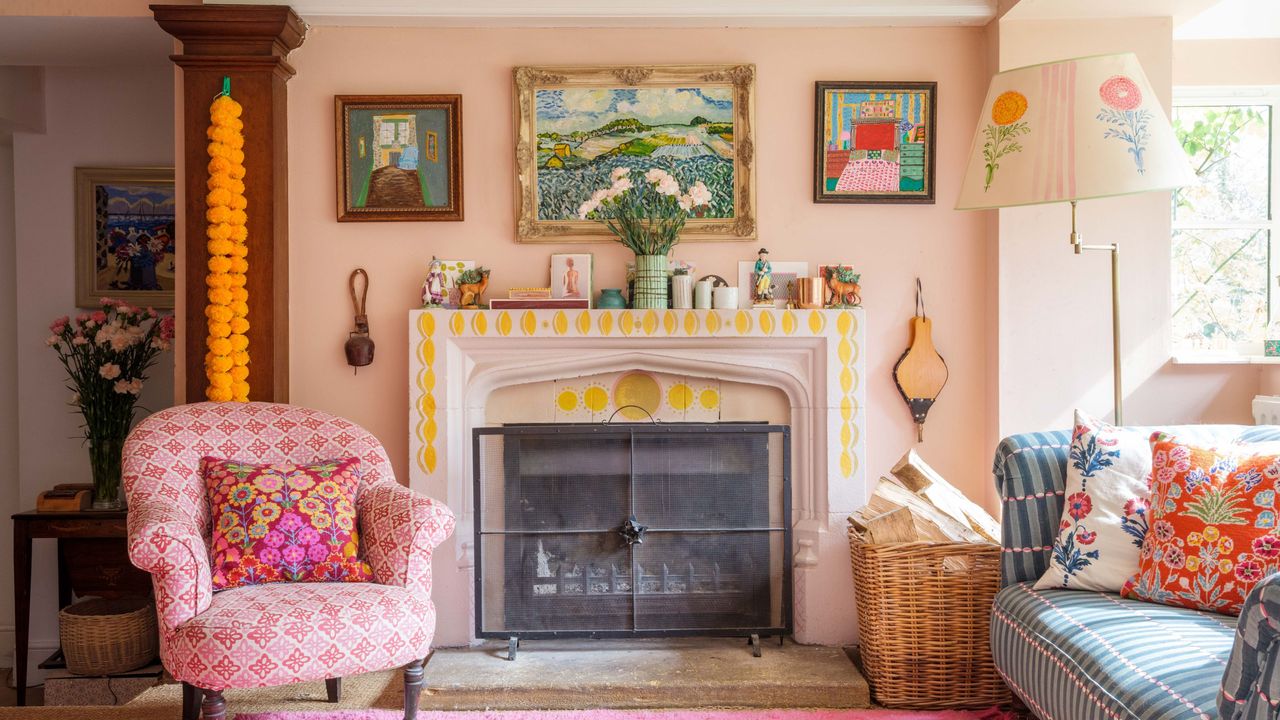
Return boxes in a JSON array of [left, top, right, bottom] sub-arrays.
[[619, 515, 648, 546], [604, 405, 658, 425]]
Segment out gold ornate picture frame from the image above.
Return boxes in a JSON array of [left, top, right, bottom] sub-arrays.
[[514, 64, 757, 243]]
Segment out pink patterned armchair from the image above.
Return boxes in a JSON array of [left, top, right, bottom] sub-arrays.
[[123, 402, 454, 720]]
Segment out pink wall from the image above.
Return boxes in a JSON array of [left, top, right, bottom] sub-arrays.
[[285, 25, 995, 510], [993, 18, 1260, 437]]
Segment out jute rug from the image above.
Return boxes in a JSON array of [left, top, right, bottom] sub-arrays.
[[234, 711, 1015, 720]]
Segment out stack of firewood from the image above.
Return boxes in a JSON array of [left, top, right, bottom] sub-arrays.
[[848, 450, 1000, 544]]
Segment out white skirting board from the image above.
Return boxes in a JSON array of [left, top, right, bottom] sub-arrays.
[[1253, 395, 1280, 425]]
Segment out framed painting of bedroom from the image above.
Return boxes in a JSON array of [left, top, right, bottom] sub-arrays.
[[514, 64, 757, 243], [814, 81, 936, 204]]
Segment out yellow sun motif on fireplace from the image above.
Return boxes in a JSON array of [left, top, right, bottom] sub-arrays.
[[583, 385, 609, 413], [556, 388, 579, 413], [699, 388, 720, 411], [614, 372, 660, 420], [668, 383, 694, 411]]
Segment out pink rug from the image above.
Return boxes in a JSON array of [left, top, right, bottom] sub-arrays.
[[232, 709, 1018, 720]]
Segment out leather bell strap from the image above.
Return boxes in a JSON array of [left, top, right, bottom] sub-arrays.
[[349, 268, 370, 334]]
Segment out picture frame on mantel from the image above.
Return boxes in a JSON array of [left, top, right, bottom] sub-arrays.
[[335, 94, 464, 222], [814, 81, 937, 204], [74, 166, 176, 309], [513, 64, 757, 243]]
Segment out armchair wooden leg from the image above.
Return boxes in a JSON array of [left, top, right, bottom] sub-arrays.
[[403, 658, 425, 720], [200, 689, 226, 720], [326, 677, 342, 703], [182, 683, 202, 720]]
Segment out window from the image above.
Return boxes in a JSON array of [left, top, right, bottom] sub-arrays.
[[1170, 89, 1277, 355]]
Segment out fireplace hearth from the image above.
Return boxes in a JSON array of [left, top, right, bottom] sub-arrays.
[[473, 423, 791, 652]]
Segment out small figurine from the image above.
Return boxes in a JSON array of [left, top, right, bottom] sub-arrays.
[[421, 256, 447, 308], [457, 267, 490, 309], [752, 247, 774, 307], [823, 265, 862, 308]]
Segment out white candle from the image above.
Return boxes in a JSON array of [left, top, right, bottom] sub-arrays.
[[713, 286, 739, 310], [694, 279, 713, 309]]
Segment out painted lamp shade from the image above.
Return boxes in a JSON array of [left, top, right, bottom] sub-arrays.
[[955, 52, 1194, 210]]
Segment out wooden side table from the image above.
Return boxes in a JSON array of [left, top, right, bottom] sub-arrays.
[[11, 509, 152, 705]]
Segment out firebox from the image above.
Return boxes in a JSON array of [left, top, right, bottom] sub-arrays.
[[473, 423, 791, 650]]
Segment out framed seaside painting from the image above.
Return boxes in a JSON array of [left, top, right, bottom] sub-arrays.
[[514, 64, 757, 243], [335, 94, 463, 222], [75, 167, 176, 309], [814, 81, 937, 204]]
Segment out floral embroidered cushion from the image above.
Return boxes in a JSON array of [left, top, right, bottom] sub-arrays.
[[203, 456, 374, 590], [1033, 410, 1153, 592], [1120, 435, 1280, 615]]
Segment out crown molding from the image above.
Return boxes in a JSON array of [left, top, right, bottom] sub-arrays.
[[213, 0, 997, 28]]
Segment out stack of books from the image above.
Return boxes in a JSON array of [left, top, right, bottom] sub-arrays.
[[489, 287, 590, 309]]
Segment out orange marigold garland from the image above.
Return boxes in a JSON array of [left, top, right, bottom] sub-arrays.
[[205, 80, 250, 402]]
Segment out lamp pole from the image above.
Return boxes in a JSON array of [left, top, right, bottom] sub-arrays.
[[1068, 200, 1124, 425]]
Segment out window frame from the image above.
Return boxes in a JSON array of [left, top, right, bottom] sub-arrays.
[[1171, 85, 1280, 358]]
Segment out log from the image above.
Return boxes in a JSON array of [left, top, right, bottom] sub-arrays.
[[891, 449, 1001, 543], [863, 507, 920, 544], [856, 476, 988, 544]]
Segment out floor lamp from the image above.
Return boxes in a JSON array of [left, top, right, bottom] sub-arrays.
[[956, 52, 1195, 425]]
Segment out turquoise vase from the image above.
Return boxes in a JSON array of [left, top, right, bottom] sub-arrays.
[[597, 288, 627, 309]]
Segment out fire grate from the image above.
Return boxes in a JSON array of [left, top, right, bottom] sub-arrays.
[[473, 423, 791, 647]]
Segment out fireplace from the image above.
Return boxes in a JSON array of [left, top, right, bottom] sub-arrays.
[[473, 423, 791, 646], [409, 308, 866, 646]]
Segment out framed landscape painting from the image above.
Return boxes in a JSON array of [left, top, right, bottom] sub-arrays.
[[814, 81, 936, 204], [75, 167, 175, 308], [514, 64, 757, 243], [335, 94, 463, 222]]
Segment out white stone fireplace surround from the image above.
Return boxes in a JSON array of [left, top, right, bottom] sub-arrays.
[[408, 308, 866, 646]]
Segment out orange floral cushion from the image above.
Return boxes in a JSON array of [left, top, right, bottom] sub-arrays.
[[203, 456, 374, 590], [1121, 435, 1280, 615]]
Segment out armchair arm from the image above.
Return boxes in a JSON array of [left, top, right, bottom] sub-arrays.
[[127, 505, 213, 634], [359, 482, 456, 598], [1220, 573, 1280, 719]]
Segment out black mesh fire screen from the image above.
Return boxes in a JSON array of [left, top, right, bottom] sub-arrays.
[[473, 423, 791, 639]]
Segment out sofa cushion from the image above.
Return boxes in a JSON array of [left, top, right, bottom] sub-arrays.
[[165, 581, 435, 690], [992, 582, 1235, 720]]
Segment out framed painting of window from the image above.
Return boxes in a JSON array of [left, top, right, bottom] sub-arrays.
[[335, 94, 463, 222], [514, 64, 757, 243], [814, 81, 937, 204]]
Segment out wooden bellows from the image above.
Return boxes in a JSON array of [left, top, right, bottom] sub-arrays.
[[893, 279, 948, 441]]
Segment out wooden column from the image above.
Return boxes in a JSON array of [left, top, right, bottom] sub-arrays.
[[152, 4, 304, 403]]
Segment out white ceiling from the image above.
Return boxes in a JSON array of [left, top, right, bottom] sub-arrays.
[[1176, 0, 1280, 39], [217, 0, 1000, 27]]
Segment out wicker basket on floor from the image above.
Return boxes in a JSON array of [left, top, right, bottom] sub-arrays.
[[848, 528, 1010, 709], [59, 596, 158, 676]]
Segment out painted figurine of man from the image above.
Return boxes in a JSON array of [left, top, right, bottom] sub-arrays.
[[753, 247, 773, 305]]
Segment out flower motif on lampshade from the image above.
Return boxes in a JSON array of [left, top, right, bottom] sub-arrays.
[[956, 53, 1194, 210]]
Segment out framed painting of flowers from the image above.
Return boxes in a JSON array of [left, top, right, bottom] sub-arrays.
[[513, 64, 757, 243], [813, 81, 937, 204]]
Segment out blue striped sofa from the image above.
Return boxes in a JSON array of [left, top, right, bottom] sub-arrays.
[[992, 426, 1280, 720]]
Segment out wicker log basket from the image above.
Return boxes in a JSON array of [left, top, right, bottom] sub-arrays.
[[59, 596, 158, 676], [848, 528, 1010, 709]]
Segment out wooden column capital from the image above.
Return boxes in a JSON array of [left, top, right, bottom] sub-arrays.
[[153, 3, 304, 404], [152, 3, 306, 58]]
